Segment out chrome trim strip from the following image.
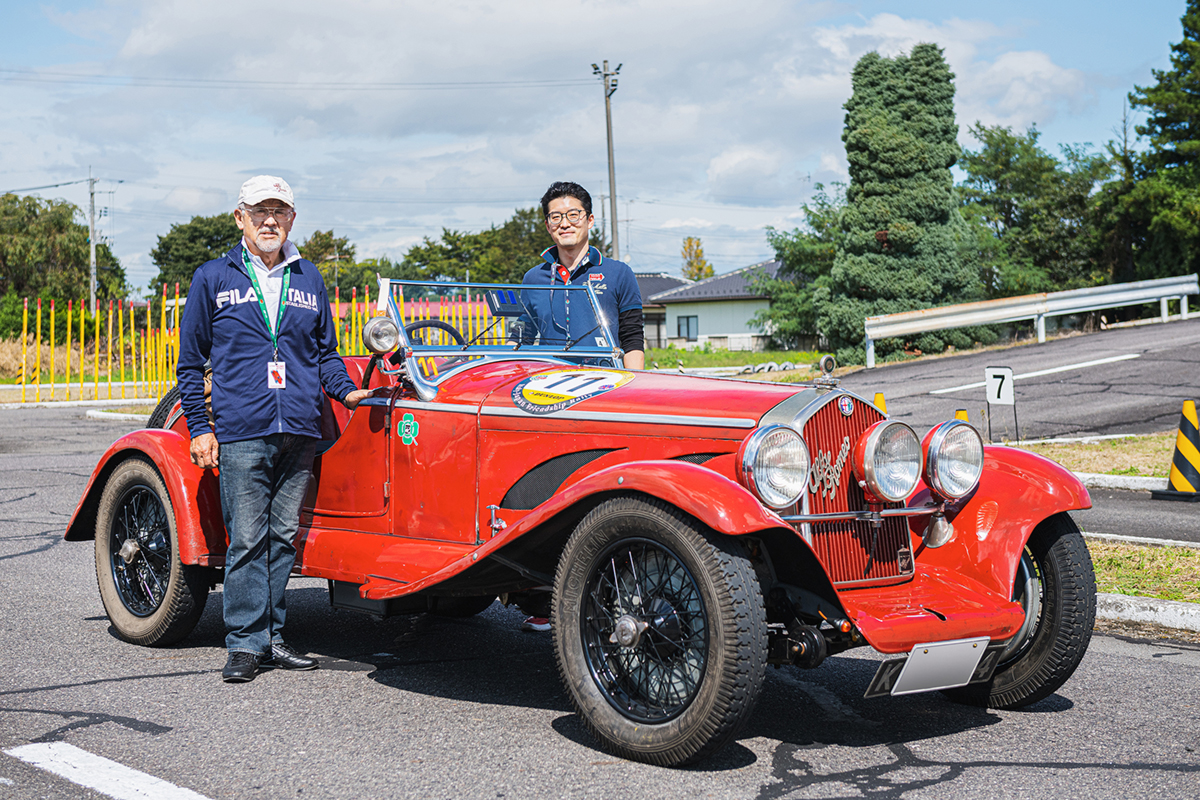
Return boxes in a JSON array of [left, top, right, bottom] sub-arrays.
[[392, 400, 477, 415], [163, 407, 185, 430], [781, 504, 941, 523], [481, 406, 757, 428]]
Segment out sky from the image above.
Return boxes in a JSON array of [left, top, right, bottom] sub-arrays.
[[0, 0, 1189, 295]]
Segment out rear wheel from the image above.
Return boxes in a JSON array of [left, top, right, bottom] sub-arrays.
[[146, 386, 180, 429], [95, 457, 207, 646], [943, 513, 1095, 708], [552, 497, 767, 766]]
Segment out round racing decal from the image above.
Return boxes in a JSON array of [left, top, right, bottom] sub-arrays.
[[511, 369, 633, 415]]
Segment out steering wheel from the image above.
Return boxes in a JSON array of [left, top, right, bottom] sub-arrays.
[[362, 320, 468, 389]]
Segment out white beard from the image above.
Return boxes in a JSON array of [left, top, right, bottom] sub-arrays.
[[255, 235, 282, 254]]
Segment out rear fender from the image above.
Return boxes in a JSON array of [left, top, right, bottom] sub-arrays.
[[64, 429, 224, 565], [912, 446, 1091, 600]]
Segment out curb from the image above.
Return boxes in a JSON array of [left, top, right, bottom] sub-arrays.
[[85, 409, 151, 422], [1074, 471, 1164, 492], [1097, 592, 1200, 633]]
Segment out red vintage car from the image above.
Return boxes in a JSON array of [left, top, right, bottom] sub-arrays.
[[66, 279, 1096, 767]]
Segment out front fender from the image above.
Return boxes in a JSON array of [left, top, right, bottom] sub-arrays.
[[914, 445, 1091, 600], [65, 429, 224, 566], [365, 460, 794, 601]]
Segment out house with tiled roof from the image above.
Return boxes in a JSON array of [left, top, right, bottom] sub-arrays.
[[647, 259, 782, 351], [634, 272, 692, 349]]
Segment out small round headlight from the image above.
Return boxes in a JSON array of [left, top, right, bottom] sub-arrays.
[[853, 421, 922, 503], [924, 420, 984, 499], [737, 424, 811, 509], [362, 316, 400, 354]]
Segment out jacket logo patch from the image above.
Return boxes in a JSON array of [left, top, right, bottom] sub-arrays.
[[286, 288, 320, 313], [589, 273, 603, 281], [215, 288, 258, 309]]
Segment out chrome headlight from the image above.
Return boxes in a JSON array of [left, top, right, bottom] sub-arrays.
[[853, 421, 922, 503], [362, 316, 400, 354], [738, 424, 811, 509], [924, 420, 984, 499]]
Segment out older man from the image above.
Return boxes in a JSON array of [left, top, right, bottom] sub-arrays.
[[178, 175, 372, 682]]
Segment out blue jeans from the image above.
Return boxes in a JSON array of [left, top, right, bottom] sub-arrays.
[[219, 434, 317, 655]]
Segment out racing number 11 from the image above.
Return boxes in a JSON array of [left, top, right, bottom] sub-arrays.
[[543, 374, 605, 393]]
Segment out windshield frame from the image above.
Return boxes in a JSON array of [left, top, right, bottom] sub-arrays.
[[376, 278, 624, 401]]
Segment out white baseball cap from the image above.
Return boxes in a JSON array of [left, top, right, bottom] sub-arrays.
[[238, 175, 294, 207]]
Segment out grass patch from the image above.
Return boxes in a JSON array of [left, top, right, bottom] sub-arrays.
[[1087, 539, 1200, 603], [645, 347, 821, 369], [1020, 432, 1176, 478]]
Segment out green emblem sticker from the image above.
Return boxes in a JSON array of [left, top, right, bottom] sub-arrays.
[[398, 413, 419, 445]]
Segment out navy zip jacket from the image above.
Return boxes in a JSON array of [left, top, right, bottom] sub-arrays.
[[178, 243, 357, 444]]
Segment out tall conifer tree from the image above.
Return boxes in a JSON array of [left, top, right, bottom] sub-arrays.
[[816, 44, 980, 363]]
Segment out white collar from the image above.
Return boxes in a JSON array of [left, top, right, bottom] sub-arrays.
[[242, 238, 301, 274]]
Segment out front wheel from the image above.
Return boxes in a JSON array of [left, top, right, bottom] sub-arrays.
[[943, 513, 1096, 709], [95, 457, 208, 646], [552, 497, 767, 766]]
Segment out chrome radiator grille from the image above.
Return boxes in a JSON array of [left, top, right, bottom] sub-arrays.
[[800, 396, 914, 587]]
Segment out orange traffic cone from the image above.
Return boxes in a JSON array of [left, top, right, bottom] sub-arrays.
[[1151, 400, 1200, 502]]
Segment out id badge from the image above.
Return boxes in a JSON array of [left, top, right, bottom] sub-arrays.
[[268, 361, 286, 389]]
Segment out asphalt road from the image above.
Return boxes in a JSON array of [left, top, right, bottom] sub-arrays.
[[838, 316, 1200, 440], [0, 405, 1198, 799]]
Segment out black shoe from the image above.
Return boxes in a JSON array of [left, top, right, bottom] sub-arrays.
[[265, 642, 318, 671], [222, 651, 261, 683]]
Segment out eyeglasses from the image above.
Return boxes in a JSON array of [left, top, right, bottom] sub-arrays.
[[546, 209, 587, 225], [241, 205, 295, 223]]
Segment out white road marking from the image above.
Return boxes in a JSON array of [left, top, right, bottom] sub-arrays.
[[929, 353, 1141, 395], [4, 742, 212, 800]]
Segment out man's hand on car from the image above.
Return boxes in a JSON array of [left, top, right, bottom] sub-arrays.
[[343, 389, 374, 409], [190, 432, 219, 469]]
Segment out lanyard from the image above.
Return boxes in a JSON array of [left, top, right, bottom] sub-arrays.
[[242, 249, 291, 356]]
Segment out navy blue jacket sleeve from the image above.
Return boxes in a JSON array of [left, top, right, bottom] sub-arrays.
[[315, 277, 357, 401], [177, 266, 214, 440]]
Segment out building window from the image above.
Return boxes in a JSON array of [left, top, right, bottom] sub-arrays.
[[677, 315, 698, 341]]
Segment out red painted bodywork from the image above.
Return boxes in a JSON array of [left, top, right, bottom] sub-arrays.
[[66, 357, 1091, 655]]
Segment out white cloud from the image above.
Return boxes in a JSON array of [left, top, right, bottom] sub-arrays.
[[0, 2, 1111, 285]]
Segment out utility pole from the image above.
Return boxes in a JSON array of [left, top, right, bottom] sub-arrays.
[[88, 167, 97, 313], [592, 60, 621, 261]]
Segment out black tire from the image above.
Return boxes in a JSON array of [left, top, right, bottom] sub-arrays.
[[95, 457, 207, 646], [146, 385, 180, 429], [426, 595, 497, 618], [552, 496, 767, 766], [943, 512, 1095, 709]]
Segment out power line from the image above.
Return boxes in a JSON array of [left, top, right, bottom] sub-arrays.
[[0, 178, 91, 194], [0, 68, 592, 91]]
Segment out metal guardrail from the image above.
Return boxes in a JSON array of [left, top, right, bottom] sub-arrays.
[[863, 274, 1199, 368]]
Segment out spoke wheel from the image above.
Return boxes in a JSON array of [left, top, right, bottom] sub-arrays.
[[553, 497, 767, 766], [582, 538, 708, 723], [943, 512, 1095, 709], [95, 458, 207, 646]]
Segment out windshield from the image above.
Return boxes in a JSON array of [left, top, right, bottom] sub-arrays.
[[378, 279, 622, 384]]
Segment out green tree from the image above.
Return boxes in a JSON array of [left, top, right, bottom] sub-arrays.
[[1095, 4, 1200, 285], [1130, 1, 1200, 178], [400, 207, 556, 283], [148, 212, 240, 295], [298, 229, 356, 267], [959, 123, 1110, 295], [749, 183, 843, 348], [681, 237, 714, 281], [0, 193, 126, 304], [817, 44, 981, 364]]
